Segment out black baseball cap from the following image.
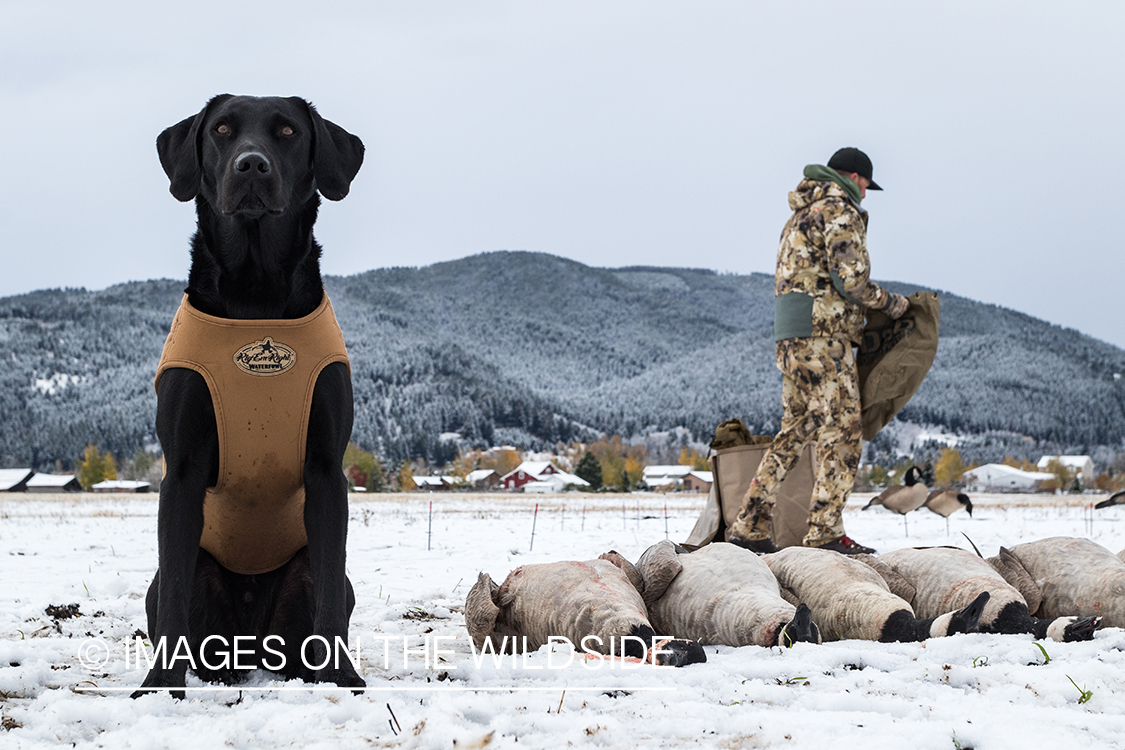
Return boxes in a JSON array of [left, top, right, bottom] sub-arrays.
[[827, 147, 882, 191]]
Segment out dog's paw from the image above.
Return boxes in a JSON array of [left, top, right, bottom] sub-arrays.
[[131, 668, 187, 700], [314, 666, 367, 694]]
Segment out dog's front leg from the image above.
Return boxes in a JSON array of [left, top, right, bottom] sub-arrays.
[[133, 369, 218, 699], [303, 362, 365, 689]]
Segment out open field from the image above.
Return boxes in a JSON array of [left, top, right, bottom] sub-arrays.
[[2, 491, 1124, 749]]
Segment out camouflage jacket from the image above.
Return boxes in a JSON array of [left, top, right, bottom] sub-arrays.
[[773, 177, 897, 345]]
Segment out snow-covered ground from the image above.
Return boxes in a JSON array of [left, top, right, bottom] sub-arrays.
[[2, 491, 1124, 749]]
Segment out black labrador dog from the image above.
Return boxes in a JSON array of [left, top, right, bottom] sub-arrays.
[[134, 95, 364, 698]]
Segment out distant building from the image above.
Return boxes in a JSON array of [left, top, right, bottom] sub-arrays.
[[642, 465, 694, 490], [465, 469, 500, 490], [1036, 455, 1095, 484], [412, 476, 453, 491], [501, 461, 561, 490], [0, 469, 34, 492], [522, 472, 590, 494], [91, 479, 151, 493], [963, 464, 1054, 492], [501, 461, 589, 492], [26, 474, 82, 493], [681, 471, 713, 493]]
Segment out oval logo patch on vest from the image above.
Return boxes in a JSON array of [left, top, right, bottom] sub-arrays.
[[233, 337, 296, 376]]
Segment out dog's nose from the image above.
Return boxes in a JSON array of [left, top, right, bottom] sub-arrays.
[[234, 151, 271, 175]]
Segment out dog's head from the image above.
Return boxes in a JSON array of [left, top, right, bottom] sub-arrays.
[[157, 95, 364, 215]]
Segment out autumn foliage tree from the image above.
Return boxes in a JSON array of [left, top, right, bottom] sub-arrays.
[[77, 444, 117, 490], [678, 447, 710, 471], [397, 460, 417, 491], [933, 448, 965, 487], [587, 435, 648, 492]]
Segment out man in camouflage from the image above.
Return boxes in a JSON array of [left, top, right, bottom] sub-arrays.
[[728, 147, 909, 555]]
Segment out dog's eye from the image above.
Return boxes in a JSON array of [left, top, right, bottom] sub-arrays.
[[216, 123, 230, 135], [281, 125, 295, 137]]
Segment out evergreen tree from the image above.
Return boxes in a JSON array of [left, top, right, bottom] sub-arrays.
[[368, 458, 387, 493], [574, 450, 602, 490], [619, 467, 631, 493]]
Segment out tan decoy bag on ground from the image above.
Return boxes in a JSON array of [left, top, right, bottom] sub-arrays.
[[684, 420, 815, 549]]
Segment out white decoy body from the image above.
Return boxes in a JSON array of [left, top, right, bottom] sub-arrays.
[[635, 541, 819, 648], [987, 536, 1125, 629], [465, 554, 706, 666]]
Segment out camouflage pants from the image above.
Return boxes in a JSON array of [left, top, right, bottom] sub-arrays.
[[735, 337, 862, 546]]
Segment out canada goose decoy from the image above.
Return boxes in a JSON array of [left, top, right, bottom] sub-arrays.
[[863, 466, 928, 536], [923, 489, 973, 534], [988, 537, 1125, 629], [869, 547, 1099, 642], [764, 546, 990, 643], [1094, 489, 1125, 509]]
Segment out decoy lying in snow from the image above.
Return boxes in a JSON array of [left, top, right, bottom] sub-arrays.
[[987, 537, 1125, 629], [1094, 489, 1125, 509], [922, 489, 973, 518], [763, 546, 989, 642], [862, 547, 1098, 641], [465, 554, 706, 666], [634, 541, 819, 648], [863, 466, 928, 514]]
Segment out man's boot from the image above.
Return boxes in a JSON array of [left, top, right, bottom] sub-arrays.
[[727, 484, 778, 554]]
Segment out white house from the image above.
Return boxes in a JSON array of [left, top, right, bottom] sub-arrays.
[[642, 465, 694, 489], [1036, 455, 1095, 484], [522, 471, 590, 494], [963, 464, 1055, 492]]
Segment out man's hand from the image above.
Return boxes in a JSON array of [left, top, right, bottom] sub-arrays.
[[883, 293, 909, 319]]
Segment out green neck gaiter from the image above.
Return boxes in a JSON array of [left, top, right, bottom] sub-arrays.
[[803, 164, 862, 205]]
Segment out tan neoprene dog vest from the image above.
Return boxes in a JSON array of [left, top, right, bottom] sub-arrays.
[[155, 294, 350, 574]]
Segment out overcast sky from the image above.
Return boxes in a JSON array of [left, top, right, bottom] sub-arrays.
[[3, 1, 1123, 347]]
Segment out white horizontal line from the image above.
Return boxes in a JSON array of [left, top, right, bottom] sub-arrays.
[[77, 685, 675, 693]]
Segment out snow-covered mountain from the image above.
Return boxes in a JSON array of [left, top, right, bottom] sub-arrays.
[[1, 251, 1122, 468]]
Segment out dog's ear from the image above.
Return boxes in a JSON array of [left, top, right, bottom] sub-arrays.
[[156, 94, 232, 201], [303, 101, 364, 201]]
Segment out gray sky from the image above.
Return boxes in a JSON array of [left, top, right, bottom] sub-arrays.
[[3, 1, 1123, 347]]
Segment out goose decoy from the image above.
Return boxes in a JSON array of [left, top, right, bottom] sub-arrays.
[[988, 537, 1125, 629], [923, 489, 973, 533], [635, 540, 821, 648], [863, 466, 928, 535], [1094, 489, 1125, 509], [868, 546, 1098, 642], [764, 546, 989, 643]]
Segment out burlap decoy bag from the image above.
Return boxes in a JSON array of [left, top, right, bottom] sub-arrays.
[[858, 292, 940, 441], [684, 419, 815, 549]]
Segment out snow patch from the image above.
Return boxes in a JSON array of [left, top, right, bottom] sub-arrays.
[[32, 372, 86, 395]]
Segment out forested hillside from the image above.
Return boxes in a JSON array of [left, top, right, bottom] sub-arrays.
[[1, 251, 1122, 469]]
